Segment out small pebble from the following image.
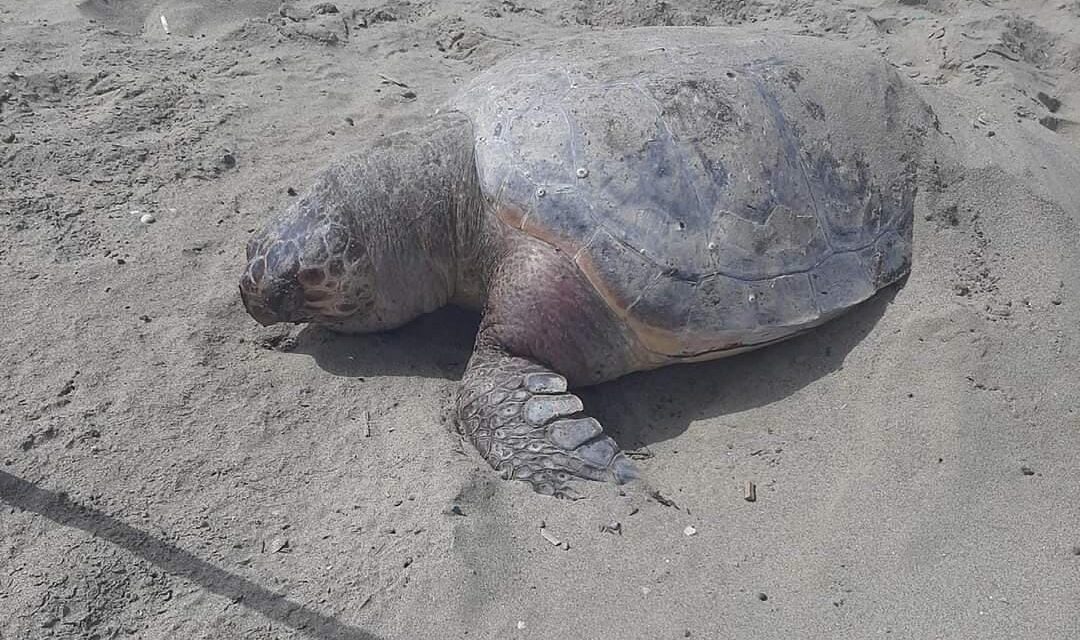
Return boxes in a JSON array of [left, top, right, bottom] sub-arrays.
[[683, 525, 697, 537], [1, 131, 14, 144], [517, 621, 526, 630], [756, 592, 768, 601], [576, 167, 589, 178], [1021, 466, 1035, 476], [139, 212, 156, 224]]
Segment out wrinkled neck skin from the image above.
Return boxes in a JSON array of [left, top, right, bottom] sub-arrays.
[[321, 112, 496, 331], [441, 124, 505, 311]]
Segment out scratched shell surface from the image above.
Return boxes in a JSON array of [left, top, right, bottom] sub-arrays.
[[452, 28, 932, 357]]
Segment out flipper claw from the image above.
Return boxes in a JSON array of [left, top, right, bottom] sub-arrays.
[[458, 351, 636, 497]]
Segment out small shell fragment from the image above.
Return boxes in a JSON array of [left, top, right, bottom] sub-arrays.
[[575, 167, 589, 178], [139, 213, 156, 224], [744, 480, 757, 502], [539, 523, 568, 550], [160, 15, 170, 34], [683, 525, 697, 537]]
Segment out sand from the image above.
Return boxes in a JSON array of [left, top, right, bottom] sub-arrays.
[[1, 1, 1079, 638]]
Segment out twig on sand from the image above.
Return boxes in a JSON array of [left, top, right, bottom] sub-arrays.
[[378, 73, 409, 88], [649, 489, 679, 509]]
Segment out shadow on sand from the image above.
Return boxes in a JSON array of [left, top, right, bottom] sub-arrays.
[[0, 471, 383, 640], [292, 286, 898, 449], [290, 305, 480, 382], [584, 288, 894, 449]]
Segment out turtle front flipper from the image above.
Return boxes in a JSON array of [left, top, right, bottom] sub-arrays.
[[457, 347, 637, 497]]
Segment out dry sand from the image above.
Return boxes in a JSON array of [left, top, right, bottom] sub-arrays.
[[2, 1, 1079, 638]]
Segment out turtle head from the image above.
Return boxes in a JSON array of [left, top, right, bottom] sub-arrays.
[[240, 203, 378, 329], [240, 151, 459, 332]]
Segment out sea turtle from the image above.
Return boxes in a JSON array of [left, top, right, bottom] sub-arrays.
[[239, 27, 934, 497]]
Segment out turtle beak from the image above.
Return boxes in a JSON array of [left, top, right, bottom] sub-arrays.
[[240, 238, 310, 325], [236, 278, 304, 323], [239, 284, 279, 326]]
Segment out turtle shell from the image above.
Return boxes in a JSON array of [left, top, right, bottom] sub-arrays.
[[452, 28, 933, 358]]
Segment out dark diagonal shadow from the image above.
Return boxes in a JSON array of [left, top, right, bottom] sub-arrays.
[[0, 471, 382, 640]]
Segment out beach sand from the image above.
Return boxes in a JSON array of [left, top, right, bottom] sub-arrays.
[[1, 1, 1078, 638]]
